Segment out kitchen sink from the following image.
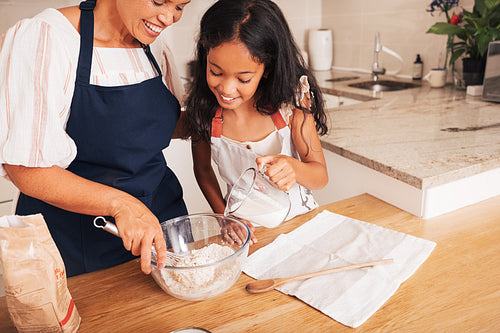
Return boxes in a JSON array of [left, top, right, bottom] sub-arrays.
[[348, 80, 420, 92], [326, 76, 360, 82]]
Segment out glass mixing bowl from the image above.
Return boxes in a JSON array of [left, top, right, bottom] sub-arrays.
[[151, 214, 251, 301]]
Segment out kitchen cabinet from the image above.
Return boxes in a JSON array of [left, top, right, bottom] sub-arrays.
[[0, 202, 12, 216], [0, 178, 15, 202], [313, 149, 423, 214], [0, 178, 16, 216], [163, 139, 224, 214]]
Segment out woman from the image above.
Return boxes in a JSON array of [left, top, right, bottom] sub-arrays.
[[0, 0, 191, 277]]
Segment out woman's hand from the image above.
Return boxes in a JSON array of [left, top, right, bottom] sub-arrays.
[[256, 154, 298, 191], [109, 195, 167, 274], [4, 164, 167, 275]]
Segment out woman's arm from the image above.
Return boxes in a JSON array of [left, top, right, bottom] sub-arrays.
[[3, 164, 167, 274], [256, 108, 328, 191]]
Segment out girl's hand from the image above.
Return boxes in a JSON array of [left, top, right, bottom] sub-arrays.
[[256, 155, 297, 191], [221, 216, 257, 245], [232, 216, 257, 245], [111, 195, 167, 274]]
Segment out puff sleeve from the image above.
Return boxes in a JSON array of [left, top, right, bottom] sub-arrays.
[[0, 15, 77, 177], [280, 75, 311, 124], [150, 37, 186, 106]]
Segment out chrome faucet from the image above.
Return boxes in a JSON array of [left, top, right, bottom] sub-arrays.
[[372, 32, 386, 81]]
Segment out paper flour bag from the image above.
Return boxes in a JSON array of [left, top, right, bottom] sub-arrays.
[[0, 214, 81, 332]]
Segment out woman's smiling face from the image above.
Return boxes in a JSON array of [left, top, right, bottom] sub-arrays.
[[116, 0, 190, 45], [206, 39, 265, 111]]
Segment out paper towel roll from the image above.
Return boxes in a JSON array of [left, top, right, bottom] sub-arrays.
[[308, 29, 332, 71]]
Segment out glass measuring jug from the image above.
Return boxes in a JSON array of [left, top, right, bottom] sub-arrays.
[[224, 167, 291, 228]]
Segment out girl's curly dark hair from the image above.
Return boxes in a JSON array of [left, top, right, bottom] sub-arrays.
[[182, 0, 328, 143]]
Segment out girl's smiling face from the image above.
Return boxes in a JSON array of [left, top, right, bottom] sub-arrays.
[[116, 0, 190, 45], [206, 40, 265, 111]]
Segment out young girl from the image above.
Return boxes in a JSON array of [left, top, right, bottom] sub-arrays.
[[183, 0, 329, 241]]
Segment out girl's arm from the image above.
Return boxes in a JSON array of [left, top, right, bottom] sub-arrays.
[[191, 140, 226, 214], [3, 164, 168, 274], [172, 110, 187, 139], [256, 108, 328, 191], [191, 140, 257, 244]]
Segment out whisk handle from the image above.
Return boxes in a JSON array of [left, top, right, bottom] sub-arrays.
[[93, 216, 120, 237]]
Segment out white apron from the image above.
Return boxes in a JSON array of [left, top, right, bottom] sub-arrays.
[[210, 106, 318, 222]]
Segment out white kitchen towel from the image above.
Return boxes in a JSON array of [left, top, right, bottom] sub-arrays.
[[242, 210, 436, 328]]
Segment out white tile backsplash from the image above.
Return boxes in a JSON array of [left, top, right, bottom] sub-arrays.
[[164, 0, 323, 78], [1, 0, 478, 79], [322, 0, 475, 77]]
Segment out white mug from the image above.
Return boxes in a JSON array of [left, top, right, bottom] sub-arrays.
[[424, 68, 447, 88], [308, 29, 333, 71]]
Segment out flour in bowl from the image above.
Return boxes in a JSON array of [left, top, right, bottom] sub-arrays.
[[152, 243, 240, 300]]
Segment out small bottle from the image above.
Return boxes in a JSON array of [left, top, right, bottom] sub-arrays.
[[413, 54, 423, 80]]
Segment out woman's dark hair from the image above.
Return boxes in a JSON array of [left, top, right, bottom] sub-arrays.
[[183, 0, 328, 143]]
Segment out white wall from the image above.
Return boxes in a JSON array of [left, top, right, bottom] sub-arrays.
[[2, 0, 477, 79], [162, 0, 322, 79], [321, 0, 474, 77], [1, 0, 322, 79], [0, 0, 79, 33]]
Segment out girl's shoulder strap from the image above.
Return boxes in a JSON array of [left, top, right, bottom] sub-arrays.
[[271, 110, 287, 130], [211, 107, 287, 138], [211, 107, 223, 138]]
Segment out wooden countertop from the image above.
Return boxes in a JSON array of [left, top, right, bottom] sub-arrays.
[[1, 193, 500, 332]]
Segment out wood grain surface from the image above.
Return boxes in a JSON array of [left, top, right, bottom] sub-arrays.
[[1, 194, 499, 332]]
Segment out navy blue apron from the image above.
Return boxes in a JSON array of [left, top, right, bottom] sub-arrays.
[[16, 0, 187, 277]]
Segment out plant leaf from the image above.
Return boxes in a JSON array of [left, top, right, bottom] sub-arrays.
[[450, 49, 465, 64], [426, 23, 463, 35]]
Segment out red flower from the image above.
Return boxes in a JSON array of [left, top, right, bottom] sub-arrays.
[[449, 14, 460, 25]]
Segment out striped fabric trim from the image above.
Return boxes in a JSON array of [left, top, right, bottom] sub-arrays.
[[0, 31, 6, 50], [162, 50, 174, 93], [93, 48, 105, 74], [129, 48, 145, 73], [119, 73, 128, 85], [4, 51, 11, 130], [3, 22, 22, 134], [30, 22, 50, 166], [86, 48, 156, 85]]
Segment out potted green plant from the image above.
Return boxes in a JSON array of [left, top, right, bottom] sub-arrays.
[[426, 0, 500, 86]]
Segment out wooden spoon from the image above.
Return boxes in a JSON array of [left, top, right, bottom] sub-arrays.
[[245, 258, 394, 294]]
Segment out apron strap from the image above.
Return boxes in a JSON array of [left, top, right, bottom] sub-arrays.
[[211, 107, 223, 138], [210, 107, 287, 138], [76, 0, 96, 84], [142, 44, 163, 76], [271, 111, 287, 130]]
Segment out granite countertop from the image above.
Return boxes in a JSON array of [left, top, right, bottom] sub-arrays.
[[316, 69, 500, 190]]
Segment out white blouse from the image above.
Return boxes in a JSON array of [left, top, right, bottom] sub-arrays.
[[0, 8, 185, 178]]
